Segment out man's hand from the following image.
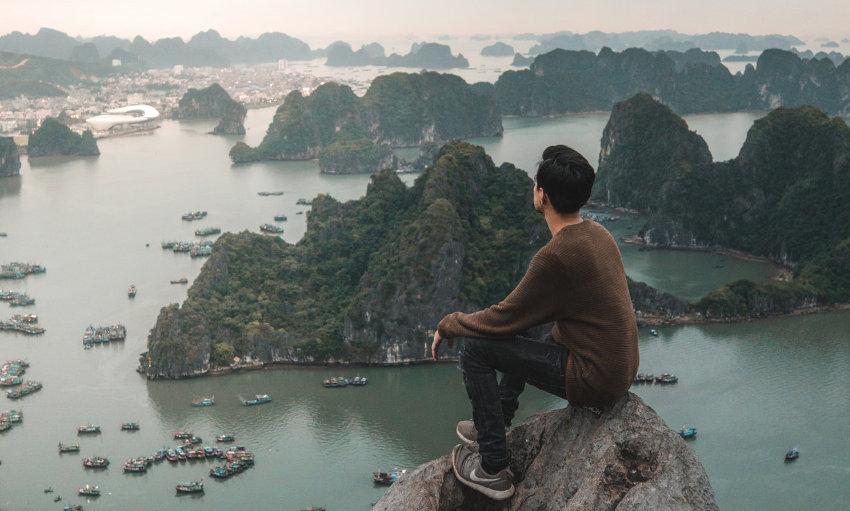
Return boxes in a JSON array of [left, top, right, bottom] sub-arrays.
[[431, 329, 454, 360]]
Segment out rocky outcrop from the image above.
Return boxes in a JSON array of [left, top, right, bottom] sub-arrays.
[[510, 53, 532, 67], [384, 43, 469, 69], [176, 83, 246, 135], [481, 42, 515, 57], [318, 138, 397, 174], [230, 73, 502, 163], [374, 393, 718, 511], [627, 277, 689, 321], [0, 137, 21, 177], [27, 118, 99, 157]]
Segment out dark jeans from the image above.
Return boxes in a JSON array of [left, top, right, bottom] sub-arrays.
[[459, 334, 568, 473]]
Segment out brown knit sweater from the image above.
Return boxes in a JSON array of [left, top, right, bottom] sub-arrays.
[[438, 219, 638, 407]]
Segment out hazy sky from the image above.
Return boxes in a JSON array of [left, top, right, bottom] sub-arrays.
[[2, 0, 848, 41]]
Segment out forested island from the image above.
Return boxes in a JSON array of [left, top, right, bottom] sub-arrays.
[[27, 118, 99, 157], [175, 83, 247, 135], [480, 42, 515, 56], [324, 42, 468, 69], [317, 137, 397, 174], [494, 47, 850, 117], [230, 72, 501, 164], [595, 93, 850, 318], [0, 137, 21, 177]]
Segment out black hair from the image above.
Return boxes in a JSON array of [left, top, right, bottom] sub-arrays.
[[535, 145, 595, 214]]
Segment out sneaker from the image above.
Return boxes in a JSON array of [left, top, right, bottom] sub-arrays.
[[451, 443, 515, 501], [456, 420, 478, 445]]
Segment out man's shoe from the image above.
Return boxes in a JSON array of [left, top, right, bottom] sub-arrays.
[[456, 420, 478, 445], [451, 444, 515, 501]]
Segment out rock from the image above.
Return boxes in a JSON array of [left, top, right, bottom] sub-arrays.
[[176, 83, 246, 135], [317, 138, 397, 174], [27, 118, 99, 157], [0, 136, 21, 177], [374, 393, 718, 511], [481, 42, 515, 57]]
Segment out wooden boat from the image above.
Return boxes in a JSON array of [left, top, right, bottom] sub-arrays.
[[785, 447, 800, 462], [58, 442, 81, 453], [176, 481, 204, 493], [679, 426, 697, 440], [241, 394, 272, 406], [78, 484, 100, 497], [191, 396, 214, 407]]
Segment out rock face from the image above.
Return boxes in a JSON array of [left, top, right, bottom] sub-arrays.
[[176, 83, 246, 135], [230, 73, 502, 163], [510, 53, 532, 67], [385, 43, 469, 69], [27, 118, 99, 157], [325, 41, 386, 66], [373, 393, 718, 511], [0, 137, 21, 177], [318, 138, 397, 174]]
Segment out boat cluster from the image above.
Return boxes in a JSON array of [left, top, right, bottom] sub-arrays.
[[0, 290, 35, 307], [0, 359, 28, 386], [0, 408, 22, 432], [83, 324, 126, 348], [259, 223, 284, 234], [0, 314, 44, 335], [633, 372, 678, 385], [0, 262, 46, 280], [161, 240, 213, 257], [182, 211, 208, 221], [208, 447, 255, 480], [194, 227, 222, 237], [323, 376, 368, 388]]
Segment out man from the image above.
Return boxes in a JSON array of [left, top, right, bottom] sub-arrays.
[[431, 145, 639, 500]]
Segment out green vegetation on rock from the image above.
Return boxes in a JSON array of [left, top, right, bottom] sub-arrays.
[[596, 93, 850, 317], [231, 73, 502, 164], [27, 118, 99, 157], [176, 83, 246, 135], [0, 136, 21, 177], [318, 138, 396, 174]]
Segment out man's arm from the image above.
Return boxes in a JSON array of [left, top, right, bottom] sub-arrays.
[[438, 251, 562, 340]]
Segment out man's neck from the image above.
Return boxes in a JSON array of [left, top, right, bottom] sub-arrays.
[[544, 209, 583, 237]]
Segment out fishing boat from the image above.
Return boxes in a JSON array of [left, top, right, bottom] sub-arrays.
[[259, 223, 284, 234], [173, 431, 193, 440], [182, 211, 208, 221], [274, 214, 288, 222], [77, 424, 101, 435], [161, 240, 178, 249], [78, 484, 100, 497], [170, 277, 189, 284], [194, 227, 221, 237], [372, 468, 406, 486], [120, 421, 140, 431], [190, 245, 213, 258], [127, 284, 137, 298], [123, 459, 147, 473], [6, 380, 41, 399], [785, 447, 800, 462], [82, 456, 110, 469], [9, 295, 35, 307], [176, 481, 205, 494], [191, 396, 215, 407], [175, 446, 187, 461], [216, 434, 235, 443], [65, 505, 84, 511], [241, 394, 272, 406], [186, 435, 203, 445], [166, 449, 179, 463], [649, 329, 659, 336], [679, 426, 697, 440], [295, 198, 312, 205], [633, 373, 654, 384], [351, 376, 368, 386], [154, 449, 168, 462], [655, 373, 678, 385], [258, 191, 284, 196], [58, 442, 81, 453], [54, 495, 62, 502]]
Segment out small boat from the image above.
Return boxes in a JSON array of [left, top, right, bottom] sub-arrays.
[[82, 456, 110, 469], [258, 191, 284, 196], [123, 461, 147, 473], [182, 211, 208, 221], [216, 434, 235, 443], [241, 394, 272, 406], [187, 435, 203, 445], [120, 421, 140, 431], [176, 481, 204, 494], [351, 376, 368, 386], [44, 487, 54, 493], [154, 449, 167, 462], [191, 396, 215, 407], [65, 505, 84, 511], [785, 447, 800, 462], [54, 495, 62, 502], [78, 484, 100, 497], [649, 329, 659, 336], [194, 227, 222, 237], [58, 442, 81, 453], [273, 214, 288, 222], [170, 277, 189, 284], [173, 431, 193, 440], [77, 424, 101, 435], [259, 223, 284, 234], [633, 373, 654, 384], [295, 198, 312, 205], [679, 426, 697, 440], [372, 469, 406, 486], [128, 284, 137, 298], [655, 373, 678, 385]]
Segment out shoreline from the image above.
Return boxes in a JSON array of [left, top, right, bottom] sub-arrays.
[[637, 302, 850, 327]]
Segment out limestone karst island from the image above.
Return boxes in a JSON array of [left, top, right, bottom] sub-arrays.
[[1, 2, 849, 510]]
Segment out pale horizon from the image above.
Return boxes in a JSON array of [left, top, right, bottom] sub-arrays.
[[1, 0, 849, 43]]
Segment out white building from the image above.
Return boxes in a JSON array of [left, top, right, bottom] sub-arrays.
[[111, 59, 122, 67], [85, 104, 161, 138]]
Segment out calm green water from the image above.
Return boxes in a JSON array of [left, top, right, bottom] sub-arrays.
[[1, 108, 847, 510]]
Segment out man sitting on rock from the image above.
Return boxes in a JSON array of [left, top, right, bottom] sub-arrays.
[[432, 144, 639, 500]]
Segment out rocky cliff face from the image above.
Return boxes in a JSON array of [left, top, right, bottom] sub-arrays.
[[0, 136, 21, 177], [373, 393, 718, 511], [317, 138, 397, 174], [176, 83, 246, 135]]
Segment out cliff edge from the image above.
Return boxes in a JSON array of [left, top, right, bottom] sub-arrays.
[[373, 393, 718, 511]]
